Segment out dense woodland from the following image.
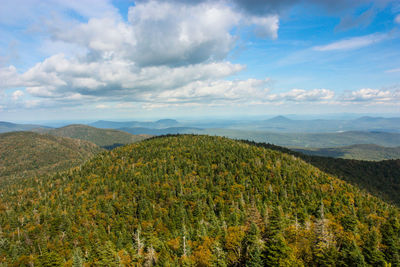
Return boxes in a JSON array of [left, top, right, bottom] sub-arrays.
[[45, 125, 149, 149], [0, 135, 399, 266], [0, 132, 102, 180], [244, 141, 400, 206]]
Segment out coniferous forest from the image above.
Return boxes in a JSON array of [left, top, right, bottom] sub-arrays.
[[0, 135, 399, 266]]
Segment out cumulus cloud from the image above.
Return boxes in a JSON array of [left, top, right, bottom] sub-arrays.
[[342, 88, 400, 102], [267, 88, 335, 102], [1, 0, 397, 113], [149, 78, 271, 103], [313, 32, 390, 51], [0, 0, 283, 109], [12, 90, 24, 100], [47, 1, 279, 67], [14, 53, 244, 100], [0, 66, 23, 90]]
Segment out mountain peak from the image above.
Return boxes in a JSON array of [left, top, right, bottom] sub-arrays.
[[267, 115, 292, 122]]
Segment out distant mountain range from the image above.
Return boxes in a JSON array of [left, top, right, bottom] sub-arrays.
[[44, 124, 150, 149], [249, 115, 400, 133], [191, 128, 400, 148], [292, 144, 400, 161], [0, 121, 50, 133], [89, 118, 180, 129], [2, 117, 400, 161]]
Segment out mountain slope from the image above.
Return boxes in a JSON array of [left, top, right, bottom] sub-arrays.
[[0, 135, 399, 266], [244, 141, 400, 206], [293, 144, 400, 161], [0, 121, 49, 133], [0, 131, 102, 179], [47, 124, 149, 148]]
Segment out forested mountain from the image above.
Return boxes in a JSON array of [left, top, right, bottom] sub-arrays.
[[1, 135, 399, 266], [0, 121, 49, 133], [46, 124, 149, 149], [293, 144, 400, 161], [243, 141, 400, 206], [0, 132, 102, 180]]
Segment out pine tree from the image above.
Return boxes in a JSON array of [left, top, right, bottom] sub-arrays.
[[97, 241, 119, 266], [72, 248, 84, 267], [244, 223, 263, 267], [362, 228, 385, 266], [39, 250, 63, 267], [263, 206, 291, 266]]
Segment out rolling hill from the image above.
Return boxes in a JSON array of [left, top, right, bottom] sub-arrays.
[[46, 124, 150, 149], [0, 135, 399, 266], [0, 131, 102, 180], [0, 121, 49, 133], [293, 144, 400, 161], [243, 140, 400, 206]]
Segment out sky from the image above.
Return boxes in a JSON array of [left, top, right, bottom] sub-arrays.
[[0, 0, 400, 122]]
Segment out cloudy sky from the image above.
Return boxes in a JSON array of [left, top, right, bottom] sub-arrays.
[[1, 0, 400, 121]]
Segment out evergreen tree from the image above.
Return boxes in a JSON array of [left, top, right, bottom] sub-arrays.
[[362, 228, 386, 266], [72, 248, 84, 267], [39, 251, 63, 267], [244, 223, 263, 267], [96, 241, 119, 266], [263, 206, 291, 266]]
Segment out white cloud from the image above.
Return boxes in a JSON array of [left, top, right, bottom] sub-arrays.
[[95, 104, 109, 109], [13, 53, 244, 100], [313, 33, 389, 51], [267, 88, 335, 102], [342, 88, 400, 102], [12, 90, 24, 100], [0, 66, 23, 89], [150, 78, 271, 103], [46, 1, 279, 68], [0, 0, 283, 110]]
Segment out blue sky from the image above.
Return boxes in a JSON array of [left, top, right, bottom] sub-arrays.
[[0, 0, 399, 122]]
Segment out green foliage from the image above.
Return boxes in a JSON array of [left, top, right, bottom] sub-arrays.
[[242, 140, 400, 206], [0, 135, 399, 266], [48, 124, 149, 148], [0, 131, 102, 180]]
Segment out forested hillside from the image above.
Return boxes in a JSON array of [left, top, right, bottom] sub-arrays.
[[1, 135, 399, 266], [47, 124, 149, 149], [0, 132, 102, 180], [244, 141, 400, 206]]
